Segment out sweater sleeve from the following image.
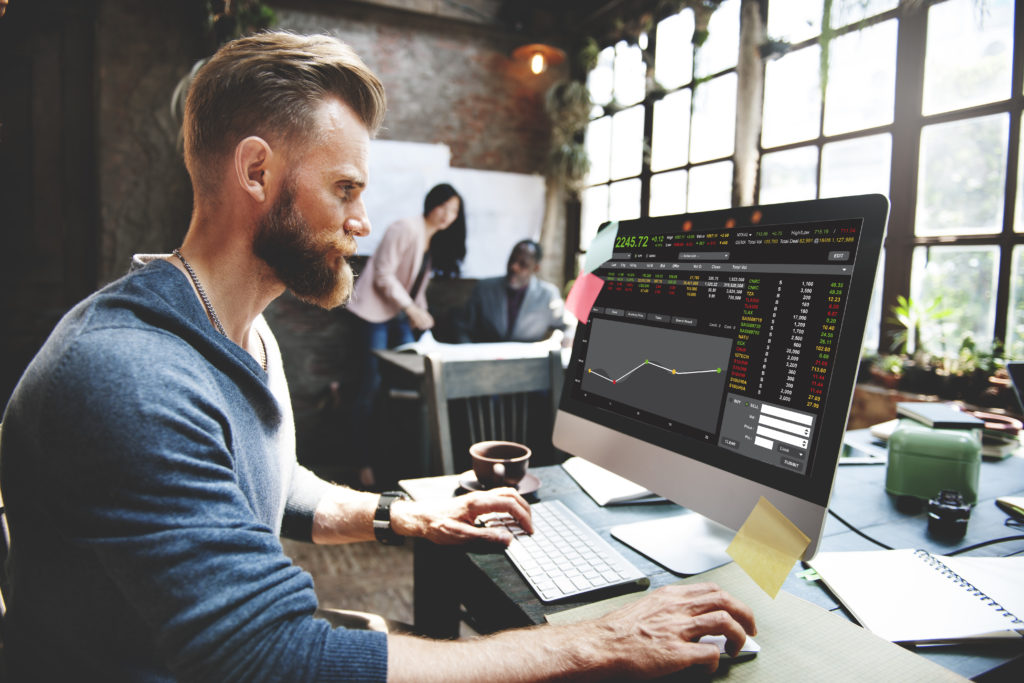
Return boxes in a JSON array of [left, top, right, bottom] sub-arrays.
[[38, 328, 388, 682], [372, 219, 421, 311], [281, 463, 337, 542]]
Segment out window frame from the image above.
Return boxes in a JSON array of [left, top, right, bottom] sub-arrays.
[[571, 0, 1024, 358]]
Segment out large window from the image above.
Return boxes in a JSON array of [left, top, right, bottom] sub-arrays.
[[580, 0, 740, 259], [577, 0, 1023, 359]]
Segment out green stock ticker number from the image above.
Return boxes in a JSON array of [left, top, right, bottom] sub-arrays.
[[614, 235, 649, 249]]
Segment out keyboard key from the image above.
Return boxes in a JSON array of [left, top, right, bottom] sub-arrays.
[[502, 500, 648, 603]]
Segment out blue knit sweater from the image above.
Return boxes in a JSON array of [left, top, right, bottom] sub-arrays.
[[1, 258, 388, 681]]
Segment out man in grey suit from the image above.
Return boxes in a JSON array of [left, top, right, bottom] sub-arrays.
[[457, 239, 569, 344]]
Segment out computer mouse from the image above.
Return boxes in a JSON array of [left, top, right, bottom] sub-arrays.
[[698, 634, 760, 662]]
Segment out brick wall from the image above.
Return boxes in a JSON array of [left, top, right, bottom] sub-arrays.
[[3, 0, 560, 481]]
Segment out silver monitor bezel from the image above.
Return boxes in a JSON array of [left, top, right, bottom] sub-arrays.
[[554, 194, 890, 561]]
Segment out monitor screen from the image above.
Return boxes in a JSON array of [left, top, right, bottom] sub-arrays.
[[554, 194, 889, 569]]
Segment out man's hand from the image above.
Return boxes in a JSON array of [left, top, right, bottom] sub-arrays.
[[387, 581, 756, 681], [390, 488, 533, 545], [593, 582, 757, 677], [404, 303, 434, 330]]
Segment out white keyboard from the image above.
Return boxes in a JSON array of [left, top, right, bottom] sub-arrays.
[[482, 499, 649, 603]]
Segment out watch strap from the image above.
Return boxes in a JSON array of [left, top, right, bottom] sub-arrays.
[[373, 491, 408, 545]]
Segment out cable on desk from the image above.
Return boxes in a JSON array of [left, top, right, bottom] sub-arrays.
[[827, 508, 894, 550], [946, 535, 1024, 556], [827, 513, 1024, 555]]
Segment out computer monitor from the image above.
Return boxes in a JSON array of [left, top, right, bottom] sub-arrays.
[[553, 194, 889, 574]]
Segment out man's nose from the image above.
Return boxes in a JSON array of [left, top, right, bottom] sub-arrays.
[[346, 201, 371, 237]]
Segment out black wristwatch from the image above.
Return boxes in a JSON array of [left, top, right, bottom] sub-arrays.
[[373, 491, 409, 545]]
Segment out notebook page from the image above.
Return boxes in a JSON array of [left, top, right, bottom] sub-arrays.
[[939, 556, 1024, 626], [561, 456, 659, 505], [811, 550, 1020, 642], [809, 549, 1018, 642]]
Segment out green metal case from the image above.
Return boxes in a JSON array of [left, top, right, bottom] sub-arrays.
[[885, 419, 981, 504]]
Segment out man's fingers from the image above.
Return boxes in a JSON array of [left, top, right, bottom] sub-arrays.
[[686, 610, 750, 658], [464, 489, 533, 533], [431, 519, 513, 546], [657, 583, 757, 636], [687, 642, 723, 673]]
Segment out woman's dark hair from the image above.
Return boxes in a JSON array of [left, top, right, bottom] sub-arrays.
[[424, 183, 467, 279]]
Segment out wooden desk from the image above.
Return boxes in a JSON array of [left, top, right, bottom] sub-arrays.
[[401, 456, 1024, 680]]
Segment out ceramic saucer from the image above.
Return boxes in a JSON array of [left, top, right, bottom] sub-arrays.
[[458, 470, 541, 496]]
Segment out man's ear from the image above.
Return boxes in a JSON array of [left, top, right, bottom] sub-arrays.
[[235, 136, 273, 203]]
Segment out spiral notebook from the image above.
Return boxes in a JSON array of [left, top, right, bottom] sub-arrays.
[[808, 549, 1024, 644]]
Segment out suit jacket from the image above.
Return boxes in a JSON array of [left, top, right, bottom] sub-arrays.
[[457, 275, 566, 343]]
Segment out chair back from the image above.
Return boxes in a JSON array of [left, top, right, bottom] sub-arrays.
[[423, 350, 563, 475]]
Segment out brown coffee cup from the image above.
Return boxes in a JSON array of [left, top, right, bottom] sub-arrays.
[[469, 441, 531, 489]]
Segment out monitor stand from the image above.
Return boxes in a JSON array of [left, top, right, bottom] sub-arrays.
[[611, 513, 734, 575]]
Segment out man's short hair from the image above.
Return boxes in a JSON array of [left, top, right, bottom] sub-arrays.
[[184, 31, 386, 194], [512, 239, 542, 262]]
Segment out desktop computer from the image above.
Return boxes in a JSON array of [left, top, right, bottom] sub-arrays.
[[553, 194, 889, 573]]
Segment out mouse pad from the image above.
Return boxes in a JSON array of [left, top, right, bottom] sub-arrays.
[[545, 562, 969, 681]]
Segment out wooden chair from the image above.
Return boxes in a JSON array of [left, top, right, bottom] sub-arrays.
[[423, 350, 563, 475]]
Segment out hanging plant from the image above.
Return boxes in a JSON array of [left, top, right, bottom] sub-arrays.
[[543, 80, 593, 192]]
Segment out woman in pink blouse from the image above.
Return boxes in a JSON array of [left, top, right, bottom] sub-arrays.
[[346, 183, 466, 486]]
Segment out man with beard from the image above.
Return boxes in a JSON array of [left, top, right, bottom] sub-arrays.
[[0, 32, 755, 682]]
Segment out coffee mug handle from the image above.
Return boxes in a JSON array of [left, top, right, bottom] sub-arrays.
[[493, 463, 505, 482]]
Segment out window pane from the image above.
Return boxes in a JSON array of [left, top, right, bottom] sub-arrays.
[[759, 146, 818, 204], [862, 249, 886, 354], [579, 185, 609, 252], [614, 41, 646, 107], [690, 73, 736, 163], [820, 134, 891, 199], [1007, 246, 1024, 357], [695, 0, 740, 77], [655, 10, 694, 90], [610, 105, 644, 180], [650, 169, 688, 217], [762, 45, 821, 148], [584, 116, 611, 185], [609, 178, 641, 221], [922, 0, 1014, 115], [916, 114, 1009, 236], [911, 245, 998, 354], [651, 89, 692, 172], [1016, 113, 1024, 233], [588, 46, 615, 107], [688, 161, 733, 212], [766, 0, 821, 46], [831, 0, 898, 29], [824, 20, 897, 136]]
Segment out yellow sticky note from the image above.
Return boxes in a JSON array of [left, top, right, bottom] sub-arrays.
[[726, 496, 811, 598]]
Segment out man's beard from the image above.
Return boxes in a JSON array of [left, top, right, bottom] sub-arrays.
[[253, 183, 354, 310]]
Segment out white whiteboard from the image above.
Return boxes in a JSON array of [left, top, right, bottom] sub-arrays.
[[362, 140, 545, 279]]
